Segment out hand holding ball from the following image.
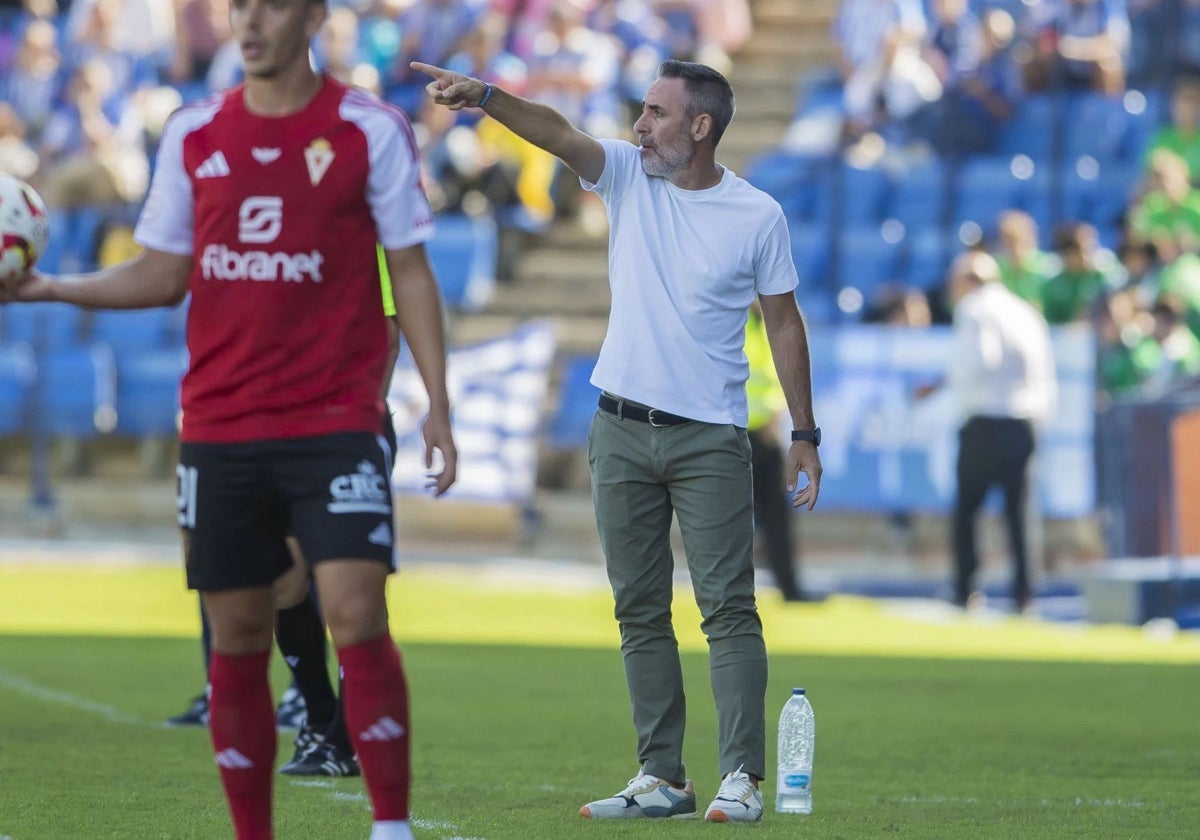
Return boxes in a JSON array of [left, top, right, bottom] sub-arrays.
[[0, 173, 50, 297]]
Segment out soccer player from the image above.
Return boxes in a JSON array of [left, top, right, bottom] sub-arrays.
[[2, 1, 457, 837], [414, 58, 822, 824]]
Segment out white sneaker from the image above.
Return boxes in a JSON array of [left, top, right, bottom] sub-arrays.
[[579, 770, 697, 819], [704, 765, 764, 823]]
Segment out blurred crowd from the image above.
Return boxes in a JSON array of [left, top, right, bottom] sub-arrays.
[[0, 0, 753, 278], [778, 0, 1200, 406]]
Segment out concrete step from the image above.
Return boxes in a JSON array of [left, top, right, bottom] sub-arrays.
[[740, 31, 837, 62], [753, 0, 838, 24]]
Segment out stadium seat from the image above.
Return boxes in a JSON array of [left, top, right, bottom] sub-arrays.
[[1123, 88, 1167, 162], [904, 227, 953, 291], [37, 206, 105, 275], [885, 159, 947, 229], [996, 95, 1061, 161], [1064, 92, 1130, 162], [1060, 159, 1139, 230], [545, 354, 600, 451], [788, 220, 832, 289], [795, 287, 838, 326], [38, 343, 118, 438], [426, 213, 499, 313], [114, 347, 187, 437], [835, 225, 904, 302], [89, 307, 185, 352], [0, 342, 36, 436], [951, 156, 1027, 228], [0, 302, 86, 348], [744, 150, 815, 219], [844, 162, 891, 225]]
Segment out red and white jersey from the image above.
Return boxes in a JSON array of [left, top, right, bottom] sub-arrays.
[[134, 76, 433, 443]]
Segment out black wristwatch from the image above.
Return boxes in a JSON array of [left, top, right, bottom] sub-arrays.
[[791, 427, 821, 446]]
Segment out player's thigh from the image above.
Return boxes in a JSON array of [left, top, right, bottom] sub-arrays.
[[178, 442, 293, 592]]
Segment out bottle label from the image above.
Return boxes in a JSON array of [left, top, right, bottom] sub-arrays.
[[781, 771, 810, 791]]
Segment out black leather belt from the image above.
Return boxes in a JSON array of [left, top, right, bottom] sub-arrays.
[[598, 393, 692, 427]]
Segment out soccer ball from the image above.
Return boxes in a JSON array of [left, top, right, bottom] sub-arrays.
[[0, 173, 50, 289]]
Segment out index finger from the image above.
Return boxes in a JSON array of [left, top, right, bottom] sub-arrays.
[[409, 61, 446, 80]]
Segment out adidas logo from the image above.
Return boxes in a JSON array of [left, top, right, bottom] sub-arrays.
[[195, 151, 231, 179], [367, 522, 392, 547], [214, 747, 254, 769], [358, 715, 405, 742]]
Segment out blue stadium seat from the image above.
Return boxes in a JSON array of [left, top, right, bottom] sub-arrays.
[[1124, 88, 1167, 161], [744, 150, 815, 219], [38, 343, 118, 437], [0, 302, 86, 348], [952, 156, 1027, 228], [114, 347, 187, 436], [996, 95, 1060, 161], [1061, 159, 1139, 230], [885, 159, 947, 228], [1064, 93, 1130, 162], [841, 162, 891, 226], [795, 287, 838, 326], [545, 354, 600, 450], [37, 206, 105, 274], [426, 213, 498, 313], [0, 342, 36, 436], [90, 307, 184, 352], [788, 220, 831, 288], [904, 227, 953, 291], [835, 225, 903, 301]]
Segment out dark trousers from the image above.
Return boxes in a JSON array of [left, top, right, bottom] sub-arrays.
[[952, 416, 1036, 606], [748, 429, 802, 600]]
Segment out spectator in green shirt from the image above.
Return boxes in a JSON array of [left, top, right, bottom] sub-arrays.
[[995, 210, 1056, 306], [1094, 288, 1161, 398], [1042, 222, 1111, 324], [1145, 77, 1200, 184], [1146, 292, 1200, 388], [1130, 148, 1200, 257]]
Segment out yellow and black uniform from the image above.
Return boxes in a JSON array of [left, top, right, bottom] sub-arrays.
[[745, 308, 805, 602]]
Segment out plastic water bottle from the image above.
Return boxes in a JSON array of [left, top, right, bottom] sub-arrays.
[[775, 687, 814, 814]]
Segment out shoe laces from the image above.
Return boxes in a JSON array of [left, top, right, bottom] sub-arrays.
[[717, 765, 754, 801], [617, 771, 662, 797]]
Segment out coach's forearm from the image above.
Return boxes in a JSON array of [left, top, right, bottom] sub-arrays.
[[478, 86, 576, 159]]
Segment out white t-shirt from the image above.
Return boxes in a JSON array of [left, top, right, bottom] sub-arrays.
[[581, 138, 798, 427], [947, 281, 1058, 425]]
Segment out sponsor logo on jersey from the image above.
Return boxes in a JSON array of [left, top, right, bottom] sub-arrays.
[[194, 151, 231, 179], [304, 138, 335, 186], [328, 460, 390, 514], [199, 244, 324, 283], [251, 147, 282, 164], [238, 196, 283, 244], [199, 196, 324, 283]]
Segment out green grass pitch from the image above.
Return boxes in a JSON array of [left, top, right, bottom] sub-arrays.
[[1, 561, 1198, 839]]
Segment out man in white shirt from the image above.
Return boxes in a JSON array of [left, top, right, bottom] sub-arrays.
[[413, 57, 823, 824], [945, 250, 1057, 612]]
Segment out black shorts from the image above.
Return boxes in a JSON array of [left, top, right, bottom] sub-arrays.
[[177, 430, 397, 592]]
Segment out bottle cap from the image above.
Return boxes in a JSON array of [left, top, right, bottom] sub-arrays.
[[792, 687, 805, 695]]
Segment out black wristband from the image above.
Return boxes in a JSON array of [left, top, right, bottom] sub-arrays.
[[791, 427, 821, 446]]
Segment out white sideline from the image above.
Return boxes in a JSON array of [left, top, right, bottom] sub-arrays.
[[0, 668, 149, 726]]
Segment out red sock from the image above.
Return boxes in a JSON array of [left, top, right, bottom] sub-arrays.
[[209, 650, 276, 840], [338, 634, 411, 822]]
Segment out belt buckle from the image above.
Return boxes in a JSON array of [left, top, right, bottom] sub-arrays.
[[647, 408, 669, 427]]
